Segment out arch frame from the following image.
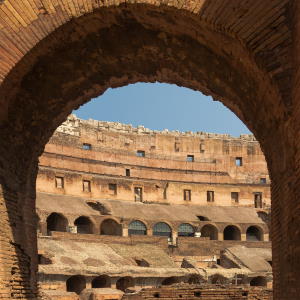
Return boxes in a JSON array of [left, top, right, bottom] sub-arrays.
[[0, 2, 295, 300], [246, 225, 264, 242], [223, 224, 242, 241], [74, 215, 96, 234]]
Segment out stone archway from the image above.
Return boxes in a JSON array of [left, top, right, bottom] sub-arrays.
[[0, 2, 298, 299], [46, 212, 68, 234], [74, 216, 94, 234], [66, 275, 86, 295], [223, 225, 241, 241], [100, 219, 122, 236]]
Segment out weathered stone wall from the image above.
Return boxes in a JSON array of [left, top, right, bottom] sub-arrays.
[[122, 285, 272, 300], [0, 1, 296, 299], [37, 115, 270, 207]]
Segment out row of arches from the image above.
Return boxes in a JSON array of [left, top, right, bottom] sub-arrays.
[[66, 274, 268, 295], [66, 275, 133, 294], [46, 213, 122, 235], [45, 213, 264, 241]]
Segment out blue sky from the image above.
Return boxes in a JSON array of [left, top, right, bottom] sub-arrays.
[[74, 83, 251, 137]]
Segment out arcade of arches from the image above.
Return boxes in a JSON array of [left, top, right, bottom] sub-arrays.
[[0, 1, 299, 300]]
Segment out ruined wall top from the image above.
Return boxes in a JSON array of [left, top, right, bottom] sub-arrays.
[[56, 114, 256, 141]]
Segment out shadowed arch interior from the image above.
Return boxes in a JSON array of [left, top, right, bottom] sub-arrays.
[[250, 276, 267, 287], [201, 224, 218, 240], [74, 216, 93, 234], [66, 275, 86, 294], [223, 225, 241, 241], [116, 276, 135, 292], [92, 275, 111, 288], [246, 226, 263, 241], [100, 219, 122, 236], [46, 212, 68, 234]]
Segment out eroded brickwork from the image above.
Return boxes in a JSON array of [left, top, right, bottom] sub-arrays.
[[0, 1, 297, 299]]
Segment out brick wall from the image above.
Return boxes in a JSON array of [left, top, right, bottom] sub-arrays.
[[122, 285, 272, 300]]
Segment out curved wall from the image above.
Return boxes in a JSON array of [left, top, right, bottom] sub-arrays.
[[37, 115, 271, 208]]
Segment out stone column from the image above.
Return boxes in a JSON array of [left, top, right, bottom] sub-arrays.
[[241, 233, 247, 242], [122, 227, 128, 237], [218, 232, 223, 241], [0, 159, 38, 299]]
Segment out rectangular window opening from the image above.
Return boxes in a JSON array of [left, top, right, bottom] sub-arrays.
[[231, 192, 239, 203], [200, 143, 205, 153], [134, 187, 143, 202], [186, 155, 194, 162], [207, 191, 214, 202], [260, 177, 267, 184], [136, 150, 145, 157], [108, 183, 117, 195], [82, 143, 92, 150], [55, 176, 64, 189], [126, 169, 131, 177], [235, 157, 243, 166], [83, 180, 91, 192], [254, 192, 263, 208], [183, 189, 191, 201]]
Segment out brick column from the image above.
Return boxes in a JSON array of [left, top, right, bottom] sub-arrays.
[[0, 164, 38, 299]]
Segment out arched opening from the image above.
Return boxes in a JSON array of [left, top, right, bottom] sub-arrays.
[[153, 222, 172, 238], [246, 226, 263, 241], [250, 276, 267, 287], [100, 219, 122, 236], [201, 224, 218, 240], [74, 216, 93, 234], [0, 2, 292, 299], [188, 274, 204, 284], [128, 220, 147, 236], [161, 277, 179, 286], [134, 258, 150, 267], [116, 276, 134, 292], [46, 213, 68, 234], [66, 275, 86, 294], [91, 275, 111, 288], [178, 223, 194, 237], [223, 225, 241, 241], [210, 274, 228, 284]]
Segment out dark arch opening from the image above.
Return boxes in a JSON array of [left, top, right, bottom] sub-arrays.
[[250, 276, 267, 287], [246, 226, 263, 241], [188, 274, 204, 284], [46, 212, 68, 234], [100, 219, 122, 236], [66, 275, 86, 294], [153, 222, 172, 238], [74, 216, 93, 234], [92, 275, 111, 288], [116, 276, 135, 292], [210, 274, 228, 284], [201, 224, 218, 240], [128, 220, 147, 236], [0, 0, 291, 299], [178, 223, 194, 237], [223, 225, 241, 241], [161, 277, 179, 286]]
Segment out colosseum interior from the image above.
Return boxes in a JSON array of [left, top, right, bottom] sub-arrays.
[[0, 1, 299, 300], [36, 114, 272, 299]]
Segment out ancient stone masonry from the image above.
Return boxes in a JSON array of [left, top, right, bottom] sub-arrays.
[[35, 115, 272, 299], [0, 1, 298, 299]]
